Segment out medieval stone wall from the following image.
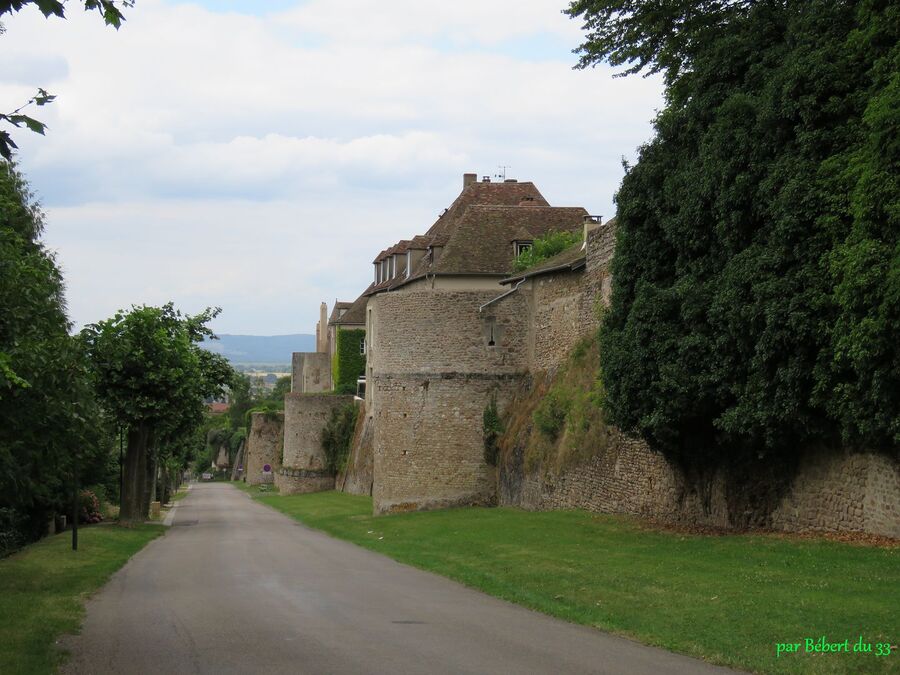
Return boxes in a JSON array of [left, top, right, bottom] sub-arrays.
[[368, 289, 530, 513], [338, 401, 374, 496], [527, 271, 594, 373], [500, 430, 728, 526], [291, 352, 332, 393], [282, 392, 354, 472], [771, 450, 899, 537], [275, 468, 335, 495], [501, 428, 899, 538], [245, 412, 283, 486], [370, 289, 530, 375], [516, 222, 615, 374]]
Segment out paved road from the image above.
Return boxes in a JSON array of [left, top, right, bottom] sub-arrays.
[[62, 483, 735, 674]]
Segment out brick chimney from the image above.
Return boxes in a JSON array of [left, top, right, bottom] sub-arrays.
[[463, 172, 477, 188]]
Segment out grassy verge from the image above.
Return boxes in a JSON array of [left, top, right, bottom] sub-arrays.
[[246, 489, 898, 674], [0, 524, 164, 674]]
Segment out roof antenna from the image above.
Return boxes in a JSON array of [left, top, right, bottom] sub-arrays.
[[495, 165, 510, 181]]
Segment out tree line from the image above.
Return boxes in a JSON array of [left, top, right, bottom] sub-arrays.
[[569, 0, 899, 465], [0, 162, 236, 550]]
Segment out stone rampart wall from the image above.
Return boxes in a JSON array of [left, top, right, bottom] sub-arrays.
[[368, 290, 530, 513], [275, 467, 335, 495], [245, 412, 283, 486], [501, 433, 899, 538], [369, 290, 529, 376], [373, 373, 521, 513], [338, 400, 374, 496], [771, 450, 899, 537], [283, 393, 355, 470], [291, 352, 332, 393], [528, 271, 595, 373]]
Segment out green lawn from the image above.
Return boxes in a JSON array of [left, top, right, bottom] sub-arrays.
[[0, 524, 164, 674], [246, 489, 898, 674]]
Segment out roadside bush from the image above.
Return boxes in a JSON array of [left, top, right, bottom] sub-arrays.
[[78, 490, 103, 524]]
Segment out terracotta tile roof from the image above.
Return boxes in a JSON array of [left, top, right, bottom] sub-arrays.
[[330, 293, 367, 326]]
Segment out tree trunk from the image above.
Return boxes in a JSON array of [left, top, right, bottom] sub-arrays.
[[149, 452, 158, 504], [160, 464, 169, 505], [119, 424, 149, 524], [143, 443, 157, 518]]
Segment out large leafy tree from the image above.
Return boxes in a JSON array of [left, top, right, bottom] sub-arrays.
[[0, 162, 107, 550], [568, 1, 899, 463], [82, 304, 232, 524]]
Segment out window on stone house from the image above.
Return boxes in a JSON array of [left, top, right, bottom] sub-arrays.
[[514, 241, 533, 256], [360, 338, 366, 355]]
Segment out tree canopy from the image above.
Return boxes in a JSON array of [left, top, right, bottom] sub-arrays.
[[0, 162, 107, 550], [571, 0, 899, 463], [82, 304, 232, 522]]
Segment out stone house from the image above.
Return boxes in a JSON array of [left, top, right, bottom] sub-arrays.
[[360, 173, 593, 513]]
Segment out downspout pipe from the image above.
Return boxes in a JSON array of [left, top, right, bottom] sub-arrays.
[[479, 278, 526, 313]]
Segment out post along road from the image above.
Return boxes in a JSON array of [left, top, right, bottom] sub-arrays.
[[62, 483, 736, 674]]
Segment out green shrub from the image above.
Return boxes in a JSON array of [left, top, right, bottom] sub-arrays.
[[533, 389, 570, 440], [513, 230, 581, 272], [78, 490, 103, 524]]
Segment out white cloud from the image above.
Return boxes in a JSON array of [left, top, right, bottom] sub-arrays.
[[0, 0, 663, 334]]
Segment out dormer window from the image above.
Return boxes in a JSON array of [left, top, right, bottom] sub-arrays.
[[514, 241, 533, 256]]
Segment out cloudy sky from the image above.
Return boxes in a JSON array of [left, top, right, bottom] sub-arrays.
[[1, 0, 663, 336]]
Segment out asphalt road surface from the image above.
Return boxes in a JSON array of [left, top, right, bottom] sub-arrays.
[[61, 483, 736, 675]]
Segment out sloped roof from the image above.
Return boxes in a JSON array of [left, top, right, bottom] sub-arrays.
[[424, 205, 587, 277], [330, 293, 367, 326], [328, 301, 354, 324], [424, 180, 549, 242], [357, 178, 589, 296], [500, 242, 586, 285]]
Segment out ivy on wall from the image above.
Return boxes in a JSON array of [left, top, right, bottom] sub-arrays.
[[332, 327, 366, 395]]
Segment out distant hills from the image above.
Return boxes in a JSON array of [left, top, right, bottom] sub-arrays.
[[201, 333, 316, 365]]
